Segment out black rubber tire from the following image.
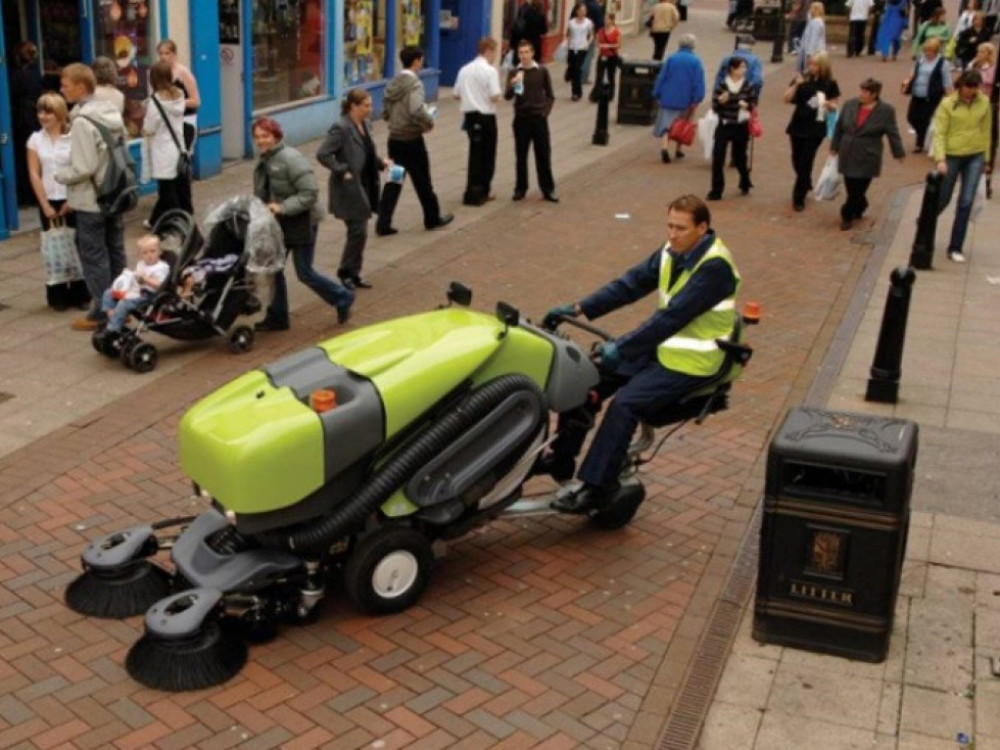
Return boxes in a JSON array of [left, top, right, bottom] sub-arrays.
[[228, 325, 255, 354], [590, 482, 646, 530], [130, 342, 158, 374], [343, 526, 433, 615]]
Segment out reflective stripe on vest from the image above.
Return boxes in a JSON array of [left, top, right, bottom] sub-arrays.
[[657, 239, 741, 376]]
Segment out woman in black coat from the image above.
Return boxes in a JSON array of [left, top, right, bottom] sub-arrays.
[[784, 50, 840, 210], [317, 88, 391, 291], [830, 78, 906, 231], [708, 56, 756, 200]]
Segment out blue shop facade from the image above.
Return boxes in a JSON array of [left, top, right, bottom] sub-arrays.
[[0, 0, 491, 239]]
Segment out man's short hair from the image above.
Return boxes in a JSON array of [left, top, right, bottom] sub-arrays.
[[958, 69, 983, 89], [518, 39, 534, 51], [61, 62, 97, 94], [668, 194, 711, 227], [400, 46, 424, 69], [478, 37, 498, 55]]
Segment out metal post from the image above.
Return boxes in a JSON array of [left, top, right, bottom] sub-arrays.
[[865, 266, 916, 404], [771, 2, 786, 63], [909, 171, 943, 270], [592, 84, 610, 146]]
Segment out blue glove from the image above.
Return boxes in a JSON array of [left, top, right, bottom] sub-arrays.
[[597, 341, 622, 372], [542, 303, 577, 330]]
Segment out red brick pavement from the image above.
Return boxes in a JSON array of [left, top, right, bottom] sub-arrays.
[[0, 51, 930, 749]]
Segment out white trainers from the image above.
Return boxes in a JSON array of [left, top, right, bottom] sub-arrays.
[[948, 251, 966, 263]]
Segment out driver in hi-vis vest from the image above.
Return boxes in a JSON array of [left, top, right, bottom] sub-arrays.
[[540, 193, 741, 514]]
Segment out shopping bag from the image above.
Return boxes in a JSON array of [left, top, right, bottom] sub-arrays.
[[554, 40, 568, 63], [668, 117, 696, 146], [500, 50, 514, 73], [40, 220, 84, 285], [748, 107, 763, 139], [698, 110, 719, 161], [814, 155, 841, 200], [924, 119, 936, 156], [826, 109, 839, 140]]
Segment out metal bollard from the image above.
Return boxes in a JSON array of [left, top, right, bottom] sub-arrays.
[[909, 171, 942, 270], [865, 266, 916, 404], [592, 83, 610, 146], [771, 8, 786, 63]]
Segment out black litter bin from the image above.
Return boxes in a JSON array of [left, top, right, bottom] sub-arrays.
[[753, 408, 918, 662], [617, 60, 661, 126], [752, 5, 782, 41]]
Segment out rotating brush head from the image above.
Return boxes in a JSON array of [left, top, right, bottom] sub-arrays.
[[65, 561, 172, 619], [125, 619, 247, 692]]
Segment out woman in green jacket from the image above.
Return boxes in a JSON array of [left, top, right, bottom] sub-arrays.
[[251, 117, 354, 331]]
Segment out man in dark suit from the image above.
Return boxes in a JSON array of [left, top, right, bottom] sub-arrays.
[[504, 40, 558, 202]]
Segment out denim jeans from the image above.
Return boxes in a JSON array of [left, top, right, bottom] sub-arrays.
[[100, 289, 149, 332], [264, 228, 354, 327], [937, 152, 985, 254]]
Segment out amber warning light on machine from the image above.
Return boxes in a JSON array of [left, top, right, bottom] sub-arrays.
[[742, 301, 761, 324], [311, 389, 337, 413]]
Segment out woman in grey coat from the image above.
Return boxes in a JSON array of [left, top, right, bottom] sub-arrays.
[[317, 89, 391, 290], [830, 78, 906, 231], [252, 117, 354, 331]]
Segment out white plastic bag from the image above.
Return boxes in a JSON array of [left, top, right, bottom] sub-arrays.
[[500, 50, 514, 73], [40, 220, 83, 285], [972, 175, 987, 219], [924, 119, 936, 156], [698, 110, 719, 161], [814, 155, 841, 201], [554, 40, 568, 63]]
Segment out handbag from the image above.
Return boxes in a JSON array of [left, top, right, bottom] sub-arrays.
[[748, 107, 763, 138], [152, 94, 191, 180], [668, 117, 696, 146], [40, 218, 84, 284]]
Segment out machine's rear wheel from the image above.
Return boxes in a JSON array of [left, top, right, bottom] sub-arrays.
[[343, 527, 433, 615], [590, 482, 646, 530]]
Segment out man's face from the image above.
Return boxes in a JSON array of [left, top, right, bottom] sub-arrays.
[[411, 55, 424, 72], [518, 45, 534, 66], [61, 76, 85, 103], [483, 46, 497, 64], [666, 208, 708, 254]]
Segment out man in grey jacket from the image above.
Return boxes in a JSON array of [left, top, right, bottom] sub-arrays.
[[56, 63, 128, 331], [375, 46, 453, 236]]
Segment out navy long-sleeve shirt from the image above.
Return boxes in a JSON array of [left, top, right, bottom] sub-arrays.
[[578, 230, 738, 361]]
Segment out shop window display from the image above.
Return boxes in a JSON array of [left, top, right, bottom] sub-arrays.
[[399, 0, 427, 52], [344, 0, 386, 84], [252, 0, 325, 111], [92, 0, 155, 138], [38, 0, 82, 88]]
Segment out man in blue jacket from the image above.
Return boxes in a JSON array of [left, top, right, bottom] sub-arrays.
[[540, 194, 742, 513]]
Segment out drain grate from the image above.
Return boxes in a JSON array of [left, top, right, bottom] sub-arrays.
[[657, 502, 763, 750]]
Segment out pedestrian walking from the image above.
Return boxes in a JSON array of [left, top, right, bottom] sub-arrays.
[[155, 40, 200, 152], [143, 60, 193, 227], [581, 0, 605, 86], [590, 13, 623, 103], [652, 34, 705, 163], [505, 40, 558, 202], [453, 37, 503, 205], [875, 0, 908, 60], [510, 0, 548, 64], [914, 7, 951, 49], [55, 63, 128, 332], [707, 56, 756, 201], [649, 0, 681, 61], [317, 89, 392, 292], [376, 46, 454, 235], [566, 4, 595, 102], [902, 37, 952, 152], [785, 51, 841, 210], [847, 0, 875, 57], [798, 2, 827, 74], [830, 78, 906, 231], [251, 117, 354, 331], [786, 0, 810, 54], [866, 0, 884, 55], [953, 13, 991, 71], [932, 69, 993, 262]]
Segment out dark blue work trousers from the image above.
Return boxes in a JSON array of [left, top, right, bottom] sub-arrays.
[[553, 353, 710, 490]]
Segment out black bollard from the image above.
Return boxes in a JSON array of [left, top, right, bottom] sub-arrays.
[[771, 6, 785, 63], [592, 83, 610, 146], [865, 266, 917, 404], [909, 171, 943, 270]]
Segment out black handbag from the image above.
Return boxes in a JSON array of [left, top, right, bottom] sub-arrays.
[[151, 94, 191, 179]]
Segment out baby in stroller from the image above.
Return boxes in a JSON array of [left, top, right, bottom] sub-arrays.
[[100, 235, 170, 333], [91, 197, 285, 373]]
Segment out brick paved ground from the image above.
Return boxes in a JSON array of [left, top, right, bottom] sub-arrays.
[[0, 6, 937, 747]]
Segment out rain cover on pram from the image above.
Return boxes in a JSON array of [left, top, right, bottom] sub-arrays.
[[202, 196, 287, 275]]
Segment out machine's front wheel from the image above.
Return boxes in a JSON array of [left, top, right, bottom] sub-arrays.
[[343, 527, 433, 615]]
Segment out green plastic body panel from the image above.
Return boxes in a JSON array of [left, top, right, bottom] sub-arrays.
[[179, 371, 324, 514]]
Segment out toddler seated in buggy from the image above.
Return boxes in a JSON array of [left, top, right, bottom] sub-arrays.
[[92, 197, 286, 374]]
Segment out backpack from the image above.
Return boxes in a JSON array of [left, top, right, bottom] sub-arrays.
[[82, 115, 139, 216]]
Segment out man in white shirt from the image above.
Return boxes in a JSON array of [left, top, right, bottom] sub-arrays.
[[454, 38, 503, 206], [846, 0, 875, 57]]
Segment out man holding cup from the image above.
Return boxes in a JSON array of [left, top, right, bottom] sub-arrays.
[[454, 37, 503, 206], [505, 40, 559, 202]]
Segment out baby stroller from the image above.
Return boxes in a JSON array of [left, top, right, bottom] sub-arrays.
[[92, 197, 285, 373]]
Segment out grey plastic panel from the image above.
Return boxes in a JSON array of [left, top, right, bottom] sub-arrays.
[[144, 588, 223, 639], [521, 323, 601, 412], [405, 390, 544, 508], [265, 347, 385, 480], [171, 510, 302, 592], [82, 524, 155, 570]]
